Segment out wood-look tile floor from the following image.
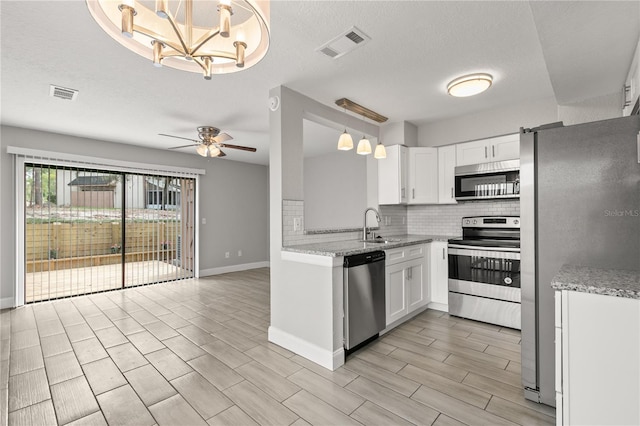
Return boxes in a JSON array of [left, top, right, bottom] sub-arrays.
[[0, 268, 556, 426]]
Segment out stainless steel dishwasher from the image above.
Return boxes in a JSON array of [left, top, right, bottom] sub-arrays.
[[343, 251, 386, 351]]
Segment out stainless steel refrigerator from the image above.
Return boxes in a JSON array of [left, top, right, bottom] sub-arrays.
[[519, 115, 640, 406]]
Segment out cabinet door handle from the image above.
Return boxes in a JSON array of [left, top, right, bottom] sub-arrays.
[[492, 145, 495, 157], [412, 188, 415, 199], [401, 188, 405, 198], [484, 146, 488, 158], [443, 248, 446, 260], [451, 187, 454, 199]]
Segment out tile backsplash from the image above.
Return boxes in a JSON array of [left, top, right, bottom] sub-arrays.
[[283, 200, 408, 246], [407, 199, 520, 236], [282, 199, 520, 246]]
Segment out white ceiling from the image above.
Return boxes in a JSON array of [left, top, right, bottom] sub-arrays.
[[1, 1, 639, 165]]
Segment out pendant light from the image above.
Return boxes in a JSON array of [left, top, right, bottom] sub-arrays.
[[374, 141, 387, 159], [356, 114, 372, 155], [337, 106, 353, 151]]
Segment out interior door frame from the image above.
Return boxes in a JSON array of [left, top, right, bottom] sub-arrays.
[[14, 156, 201, 307]]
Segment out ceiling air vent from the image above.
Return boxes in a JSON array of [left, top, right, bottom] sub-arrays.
[[49, 85, 79, 101], [316, 26, 371, 59]]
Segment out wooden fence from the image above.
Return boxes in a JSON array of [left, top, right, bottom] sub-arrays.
[[26, 222, 180, 272]]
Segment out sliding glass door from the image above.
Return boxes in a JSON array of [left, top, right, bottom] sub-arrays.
[[24, 164, 195, 303], [123, 174, 195, 287]]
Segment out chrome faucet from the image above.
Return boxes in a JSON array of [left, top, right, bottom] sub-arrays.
[[363, 207, 381, 240]]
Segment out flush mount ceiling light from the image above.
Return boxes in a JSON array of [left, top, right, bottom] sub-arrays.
[[86, 0, 270, 79], [447, 73, 493, 97]]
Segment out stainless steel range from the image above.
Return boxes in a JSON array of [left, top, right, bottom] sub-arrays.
[[447, 216, 521, 329]]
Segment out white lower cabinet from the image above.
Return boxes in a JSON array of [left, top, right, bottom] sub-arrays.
[[555, 290, 640, 426], [385, 245, 427, 326], [427, 241, 449, 312], [385, 262, 408, 324]]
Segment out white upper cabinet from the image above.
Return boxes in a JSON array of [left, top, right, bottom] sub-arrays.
[[437, 145, 456, 204], [378, 145, 408, 205], [456, 134, 520, 166], [409, 148, 438, 204]]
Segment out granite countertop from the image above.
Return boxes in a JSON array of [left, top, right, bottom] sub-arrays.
[[282, 234, 455, 257], [551, 264, 640, 299]]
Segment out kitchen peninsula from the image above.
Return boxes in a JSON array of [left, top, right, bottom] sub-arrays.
[[269, 235, 451, 370], [552, 264, 640, 425]]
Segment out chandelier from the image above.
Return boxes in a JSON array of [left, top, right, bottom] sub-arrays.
[[86, 0, 270, 78]]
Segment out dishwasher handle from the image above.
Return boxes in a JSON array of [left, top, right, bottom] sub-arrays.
[[343, 251, 385, 268]]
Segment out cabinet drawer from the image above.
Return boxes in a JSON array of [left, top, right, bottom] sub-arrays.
[[385, 244, 424, 265]]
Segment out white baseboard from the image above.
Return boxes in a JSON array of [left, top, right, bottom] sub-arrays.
[[428, 302, 449, 313], [199, 261, 270, 278], [268, 326, 344, 371], [0, 297, 15, 310]]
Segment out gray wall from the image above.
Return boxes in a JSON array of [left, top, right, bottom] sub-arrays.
[[0, 125, 269, 306], [303, 151, 367, 230], [417, 97, 559, 147], [557, 92, 622, 126]]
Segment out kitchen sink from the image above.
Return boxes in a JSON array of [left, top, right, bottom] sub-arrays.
[[362, 238, 399, 244]]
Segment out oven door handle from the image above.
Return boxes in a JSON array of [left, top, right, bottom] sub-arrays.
[[448, 246, 521, 259], [448, 244, 520, 252]]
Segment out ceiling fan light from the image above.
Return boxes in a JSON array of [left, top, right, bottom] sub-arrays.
[[208, 146, 221, 157], [357, 137, 371, 155], [196, 144, 208, 157], [374, 142, 387, 159], [447, 73, 493, 97], [337, 130, 354, 151]]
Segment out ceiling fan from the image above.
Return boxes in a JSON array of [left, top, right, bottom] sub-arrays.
[[161, 126, 257, 157]]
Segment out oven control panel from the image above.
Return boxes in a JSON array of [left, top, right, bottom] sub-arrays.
[[462, 216, 520, 228]]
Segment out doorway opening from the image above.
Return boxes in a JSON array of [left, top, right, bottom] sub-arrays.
[[24, 164, 195, 303]]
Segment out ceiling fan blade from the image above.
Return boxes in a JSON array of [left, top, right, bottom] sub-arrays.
[[159, 133, 199, 143], [168, 144, 198, 150], [217, 149, 227, 157], [212, 133, 233, 143], [219, 143, 257, 152]]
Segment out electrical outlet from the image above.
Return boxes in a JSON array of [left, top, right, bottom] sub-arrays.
[[293, 217, 302, 231], [225, 252, 230, 258], [202, 218, 206, 225], [238, 250, 242, 257]]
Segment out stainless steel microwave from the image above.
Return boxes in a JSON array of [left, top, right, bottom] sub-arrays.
[[455, 160, 520, 201]]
